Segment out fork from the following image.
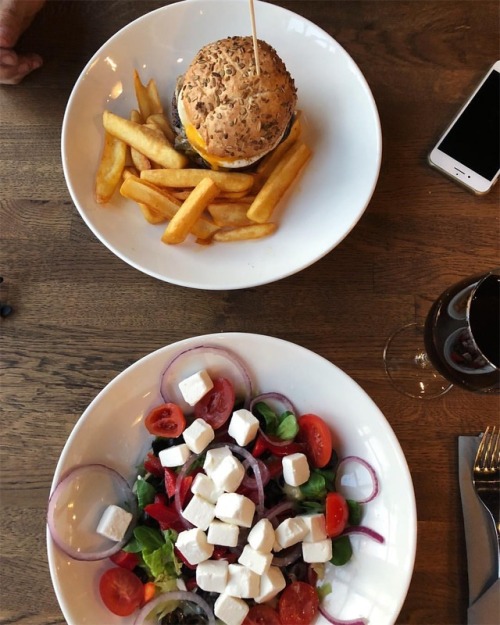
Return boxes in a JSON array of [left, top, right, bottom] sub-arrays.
[[473, 426, 500, 572]]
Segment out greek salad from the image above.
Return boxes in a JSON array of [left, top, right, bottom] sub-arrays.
[[48, 345, 383, 625]]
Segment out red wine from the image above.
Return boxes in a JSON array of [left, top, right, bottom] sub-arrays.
[[424, 271, 500, 393]]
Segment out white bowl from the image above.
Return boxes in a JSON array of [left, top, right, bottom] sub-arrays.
[[47, 332, 415, 625], [61, 0, 381, 289]]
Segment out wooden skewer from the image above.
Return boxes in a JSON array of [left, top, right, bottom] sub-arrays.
[[249, 0, 261, 77]]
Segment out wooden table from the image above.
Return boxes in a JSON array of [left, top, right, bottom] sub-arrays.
[[1, 1, 498, 623]]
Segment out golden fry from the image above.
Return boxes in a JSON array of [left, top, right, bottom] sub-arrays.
[[95, 130, 127, 204], [122, 168, 164, 223], [246, 142, 312, 223], [120, 175, 180, 218], [256, 114, 302, 178], [134, 70, 153, 121], [120, 175, 218, 240], [138, 203, 166, 224], [128, 110, 152, 171], [103, 110, 187, 169], [130, 148, 151, 172], [213, 222, 277, 242], [130, 109, 143, 124], [162, 178, 220, 245], [123, 166, 140, 179], [147, 113, 176, 144], [141, 168, 254, 193], [170, 189, 252, 201], [208, 202, 253, 227], [146, 79, 164, 115]]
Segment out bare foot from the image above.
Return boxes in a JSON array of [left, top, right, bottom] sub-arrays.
[[0, 0, 45, 84]]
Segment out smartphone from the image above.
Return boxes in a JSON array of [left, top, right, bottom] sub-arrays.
[[428, 60, 500, 194]]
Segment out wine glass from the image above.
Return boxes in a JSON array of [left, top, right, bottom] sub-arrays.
[[383, 268, 500, 399]]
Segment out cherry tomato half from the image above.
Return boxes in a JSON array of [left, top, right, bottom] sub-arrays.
[[243, 604, 282, 625], [278, 581, 319, 625], [325, 491, 349, 537], [145, 403, 186, 438], [109, 550, 139, 571], [296, 413, 333, 468], [99, 567, 144, 616], [194, 377, 235, 429]]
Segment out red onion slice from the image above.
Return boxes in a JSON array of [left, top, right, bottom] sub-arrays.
[[133, 590, 215, 625], [242, 458, 270, 490], [173, 453, 197, 530], [265, 500, 296, 527], [342, 526, 385, 544], [223, 443, 265, 516], [319, 605, 368, 625], [249, 392, 296, 417], [335, 456, 379, 503], [47, 464, 137, 561], [272, 543, 302, 567], [160, 345, 253, 411]]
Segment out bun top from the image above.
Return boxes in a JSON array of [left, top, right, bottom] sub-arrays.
[[179, 36, 297, 162]]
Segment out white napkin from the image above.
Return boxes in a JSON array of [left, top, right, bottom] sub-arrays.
[[458, 436, 500, 625]]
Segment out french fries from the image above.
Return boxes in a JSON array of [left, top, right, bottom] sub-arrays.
[[146, 79, 164, 116], [134, 70, 157, 121], [128, 110, 152, 171], [120, 175, 218, 240], [103, 111, 187, 169], [247, 142, 312, 224], [140, 169, 254, 194], [122, 167, 165, 224], [162, 178, 219, 244], [95, 131, 127, 203], [95, 69, 312, 246], [147, 113, 176, 144], [208, 202, 253, 228], [256, 113, 302, 178], [213, 223, 277, 242]]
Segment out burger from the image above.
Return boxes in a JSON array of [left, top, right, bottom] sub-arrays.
[[172, 36, 297, 170]]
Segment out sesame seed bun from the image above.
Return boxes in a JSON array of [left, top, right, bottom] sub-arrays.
[[178, 36, 297, 168]]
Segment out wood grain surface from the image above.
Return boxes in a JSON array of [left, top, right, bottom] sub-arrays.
[[1, 1, 499, 624]]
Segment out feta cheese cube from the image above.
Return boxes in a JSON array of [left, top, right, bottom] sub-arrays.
[[275, 516, 308, 549], [247, 518, 275, 553], [175, 528, 214, 565], [203, 446, 232, 477], [215, 493, 256, 528], [238, 544, 273, 575], [183, 418, 215, 454], [299, 513, 327, 543], [207, 520, 240, 547], [179, 369, 213, 406], [214, 594, 249, 625], [191, 473, 222, 504], [282, 452, 310, 486], [159, 443, 191, 468], [228, 409, 260, 446], [196, 559, 228, 593], [182, 494, 216, 530], [302, 538, 333, 563], [96, 505, 132, 542], [255, 566, 287, 604], [226, 563, 260, 598], [211, 454, 245, 493]]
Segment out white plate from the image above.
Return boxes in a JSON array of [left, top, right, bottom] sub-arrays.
[[61, 0, 381, 290], [47, 333, 416, 625]]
